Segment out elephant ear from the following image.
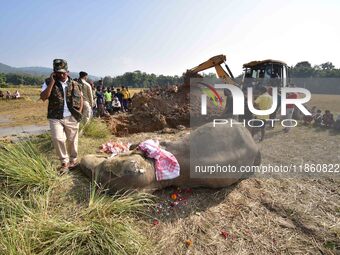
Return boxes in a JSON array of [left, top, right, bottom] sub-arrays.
[[80, 154, 107, 178], [100, 154, 149, 178], [100, 157, 126, 178]]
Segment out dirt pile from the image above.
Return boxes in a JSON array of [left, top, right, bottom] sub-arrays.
[[107, 83, 226, 136], [107, 86, 191, 136]]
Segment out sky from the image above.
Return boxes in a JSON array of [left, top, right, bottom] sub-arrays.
[[0, 0, 340, 77]]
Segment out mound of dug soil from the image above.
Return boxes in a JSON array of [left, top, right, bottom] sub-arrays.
[[107, 86, 191, 136], [107, 85, 226, 136]]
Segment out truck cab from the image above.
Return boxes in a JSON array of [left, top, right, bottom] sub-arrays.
[[242, 59, 290, 89]]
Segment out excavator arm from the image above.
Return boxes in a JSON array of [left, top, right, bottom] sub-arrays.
[[185, 54, 237, 86]]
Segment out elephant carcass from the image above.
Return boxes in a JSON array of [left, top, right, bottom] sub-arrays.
[[80, 122, 261, 192]]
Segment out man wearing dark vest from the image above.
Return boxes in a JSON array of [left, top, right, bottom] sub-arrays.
[[40, 59, 83, 173]]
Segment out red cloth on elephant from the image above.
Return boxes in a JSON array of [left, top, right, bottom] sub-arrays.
[[138, 139, 180, 181], [99, 141, 131, 156]]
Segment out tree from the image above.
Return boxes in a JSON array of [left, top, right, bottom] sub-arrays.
[[0, 73, 6, 87], [295, 61, 312, 69], [203, 72, 217, 78], [103, 76, 113, 87], [292, 61, 314, 77], [320, 62, 334, 71]]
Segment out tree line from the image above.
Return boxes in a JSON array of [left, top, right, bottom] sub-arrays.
[[0, 70, 183, 88], [1, 61, 340, 88], [291, 61, 340, 78], [101, 70, 182, 88], [0, 73, 45, 87]]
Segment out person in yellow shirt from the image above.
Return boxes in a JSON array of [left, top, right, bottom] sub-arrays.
[[121, 86, 130, 111], [252, 86, 273, 141]]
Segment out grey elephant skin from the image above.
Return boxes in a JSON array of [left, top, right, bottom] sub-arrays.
[[80, 122, 261, 192]]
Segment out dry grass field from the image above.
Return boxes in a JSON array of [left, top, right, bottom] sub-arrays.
[[308, 94, 340, 115], [0, 88, 339, 254], [0, 86, 143, 128], [0, 87, 47, 127], [37, 124, 339, 255]]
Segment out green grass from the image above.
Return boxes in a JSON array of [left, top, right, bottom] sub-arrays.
[[0, 215, 152, 255], [0, 184, 155, 255], [0, 142, 58, 192], [87, 184, 155, 218], [34, 133, 54, 153], [81, 119, 110, 139], [0, 141, 155, 254]]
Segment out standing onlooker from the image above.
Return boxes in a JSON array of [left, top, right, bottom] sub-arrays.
[[126, 87, 131, 111], [96, 86, 105, 117], [98, 80, 104, 90], [40, 59, 83, 173], [283, 85, 297, 133], [89, 80, 97, 116], [110, 86, 115, 94], [104, 87, 112, 111], [78, 71, 93, 124], [252, 86, 273, 141], [121, 86, 129, 111], [111, 88, 116, 98]]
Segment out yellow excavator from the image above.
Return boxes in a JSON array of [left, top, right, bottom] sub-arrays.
[[184, 54, 238, 86], [185, 54, 290, 89]]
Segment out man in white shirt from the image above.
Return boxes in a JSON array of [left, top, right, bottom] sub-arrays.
[[40, 59, 83, 173], [112, 96, 121, 113], [77, 71, 93, 124]]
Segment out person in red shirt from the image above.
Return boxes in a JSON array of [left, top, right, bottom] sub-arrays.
[[284, 84, 298, 133]]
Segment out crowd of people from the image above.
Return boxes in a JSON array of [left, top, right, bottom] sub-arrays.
[[72, 73, 133, 124], [0, 90, 21, 99], [303, 107, 340, 130], [94, 83, 131, 117]]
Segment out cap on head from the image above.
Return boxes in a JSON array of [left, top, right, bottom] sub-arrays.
[[53, 59, 68, 73]]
